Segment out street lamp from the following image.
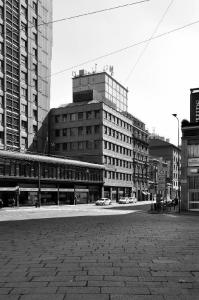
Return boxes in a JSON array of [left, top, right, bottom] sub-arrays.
[[172, 113, 180, 212]]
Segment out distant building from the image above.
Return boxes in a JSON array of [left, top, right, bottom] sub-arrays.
[[149, 156, 171, 200], [49, 71, 149, 201], [190, 88, 199, 123], [0, 0, 53, 153], [149, 137, 181, 199]]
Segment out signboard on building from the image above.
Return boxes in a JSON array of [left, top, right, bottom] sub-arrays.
[[188, 158, 199, 166]]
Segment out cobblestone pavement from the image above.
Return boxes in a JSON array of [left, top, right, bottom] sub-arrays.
[[0, 203, 199, 300]]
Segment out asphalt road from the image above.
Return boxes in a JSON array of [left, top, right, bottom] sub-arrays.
[[0, 203, 199, 300]]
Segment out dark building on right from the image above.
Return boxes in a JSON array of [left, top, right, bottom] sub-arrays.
[[181, 88, 199, 211], [190, 88, 199, 123]]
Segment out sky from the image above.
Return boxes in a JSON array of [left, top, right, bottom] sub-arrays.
[[51, 0, 199, 146]]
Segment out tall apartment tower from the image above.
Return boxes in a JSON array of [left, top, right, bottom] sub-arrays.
[[190, 88, 199, 123], [0, 0, 52, 152]]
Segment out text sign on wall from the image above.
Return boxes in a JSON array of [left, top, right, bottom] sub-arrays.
[[188, 158, 199, 166]]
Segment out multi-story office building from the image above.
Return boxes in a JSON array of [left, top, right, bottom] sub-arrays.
[[149, 136, 181, 199], [190, 88, 199, 123], [0, 0, 52, 152], [49, 71, 149, 201]]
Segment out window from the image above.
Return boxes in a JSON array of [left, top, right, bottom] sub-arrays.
[[94, 140, 100, 149], [0, 78, 4, 90], [21, 104, 27, 116], [55, 115, 60, 123], [21, 6, 27, 18], [86, 126, 92, 135], [94, 110, 100, 118], [62, 114, 67, 122], [33, 63, 37, 74], [0, 24, 3, 36], [55, 143, 60, 151], [78, 141, 84, 150], [21, 22, 27, 34], [62, 128, 67, 136], [32, 17, 37, 28], [33, 110, 37, 121], [33, 125, 37, 133], [33, 2, 37, 13], [78, 112, 83, 120], [21, 38, 27, 50], [94, 125, 100, 134], [33, 79, 37, 89], [21, 71, 27, 83], [33, 32, 37, 44], [55, 129, 60, 137], [70, 128, 76, 136], [0, 96, 3, 108], [63, 143, 67, 150], [33, 94, 37, 106], [86, 111, 92, 119], [21, 137, 27, 149], [70, 113, 77, 121], [0, 60, 3, 73], [21, 120, 27, 131], [33, 48, 37, 60], [0, 43, 3, 55], [86, 141, 92, 150], [78, 127, 83, 136], [21, 55, 27, 67]]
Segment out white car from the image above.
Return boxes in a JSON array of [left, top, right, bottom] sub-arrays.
[[95, 198, 112, 206], [128, 197, 137, 203], [119, 197, 129, 204]]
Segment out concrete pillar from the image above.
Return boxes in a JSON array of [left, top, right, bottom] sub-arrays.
[[110, 187, 112, 200], [101, 186, 104, 198]]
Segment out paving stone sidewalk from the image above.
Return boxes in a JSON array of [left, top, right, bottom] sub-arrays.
[[0, 203, 198, 299]]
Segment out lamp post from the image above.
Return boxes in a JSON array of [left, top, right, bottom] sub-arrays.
[[172, 113, 180, 212]]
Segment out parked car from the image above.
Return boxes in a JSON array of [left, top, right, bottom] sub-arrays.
[[128, 197, 137, 203], [95, 198, 112, 206], [119, 197, 129, 204]]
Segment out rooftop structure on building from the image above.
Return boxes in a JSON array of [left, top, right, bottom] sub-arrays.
[[0, 0, 53, 153], [72, 69, 128, 112]]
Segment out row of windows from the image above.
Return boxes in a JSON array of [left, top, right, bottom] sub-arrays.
[[104, 171, 132, 182], [0, 159, 103, 182], [104, 155, 132, 169], [55, 110, 100, 123], [54, 140, 101, 152], [104, 140, 132, 157], [55, 125, 100, 137], [104, 110, 132, 131], [104, 126, 132, 144]]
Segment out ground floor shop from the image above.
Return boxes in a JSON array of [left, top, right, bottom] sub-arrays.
[[0, 151, 104, 207]]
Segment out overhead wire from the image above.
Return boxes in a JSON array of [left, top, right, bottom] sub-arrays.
[[125, 0, 175, 83], [28, 0, 150, 29], [50, 19, 199, 78]]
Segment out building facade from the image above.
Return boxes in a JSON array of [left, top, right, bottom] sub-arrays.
[[49, 71, 149, 201], [148, 156, 171, 201], [149, 136, 181, 199], [0, 0, 52, 152], [0, 150, 104, 206], [190, 88, 199, 123]]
